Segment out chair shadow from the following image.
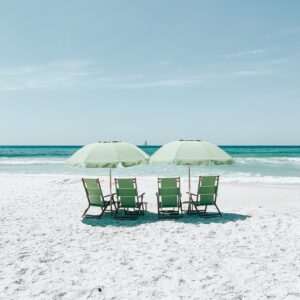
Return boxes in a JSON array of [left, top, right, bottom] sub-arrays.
[[81, 211, 251, 227]]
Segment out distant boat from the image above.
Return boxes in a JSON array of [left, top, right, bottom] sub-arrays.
[[144, 140, 148, 146]]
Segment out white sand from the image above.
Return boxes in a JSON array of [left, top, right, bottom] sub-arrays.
[[0, 175, 300, 300]]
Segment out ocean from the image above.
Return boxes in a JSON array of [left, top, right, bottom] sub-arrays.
[[0, 145, 300, 185]]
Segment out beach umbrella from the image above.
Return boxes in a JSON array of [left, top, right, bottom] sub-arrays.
[[150, 140, 234, 194], [66, 141, 149, 195]]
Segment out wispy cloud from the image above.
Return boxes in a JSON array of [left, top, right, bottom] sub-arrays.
[[111, 70, 271, 88], [266, 28, 300, 39], [223, 49, 266, 58], [0, 60, 93, 92], [0, 60, 274, 92], [256, 56, 298, 66]]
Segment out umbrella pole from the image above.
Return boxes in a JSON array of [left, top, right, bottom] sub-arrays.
[[109, 168, 113, 214], [188, 166, 191, 214], [109, 168, 112, 195], [188, 166, 191, 194]]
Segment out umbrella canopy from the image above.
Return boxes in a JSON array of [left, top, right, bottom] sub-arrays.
[[66, 141, 149, 168], [150, 140, 234, 194], [150, 140, 234, 165], [66, 141, 149, 195]]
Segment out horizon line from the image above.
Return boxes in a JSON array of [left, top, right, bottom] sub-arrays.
[[0, 144, 300, 147]]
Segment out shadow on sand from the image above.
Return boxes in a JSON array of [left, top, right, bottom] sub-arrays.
[[82, 211, 251, 228]]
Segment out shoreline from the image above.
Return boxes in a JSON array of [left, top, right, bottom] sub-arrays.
[[1, 173, 300, 188]]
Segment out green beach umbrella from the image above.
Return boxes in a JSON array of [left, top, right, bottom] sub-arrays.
[[150, 140, 234, 194], [66, 141, 149, 195]]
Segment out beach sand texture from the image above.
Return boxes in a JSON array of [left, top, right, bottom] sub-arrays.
[[0, 175, 300, 299]]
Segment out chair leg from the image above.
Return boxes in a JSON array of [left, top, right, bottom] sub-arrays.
[[179, 202, 183, 217], [141, 197, 146, 214], [110, 198, 117, 215], [114, 207, 121, 219], [215, 204, 222, 216], [188, 198, 200, 215], [187, 200, 192, 215], [113, 200, 118, 210], [97, 203, 111, 219], [157, 198, 161, 218], [139, 202, 145, 215], [83, 202, 111, 219], [158, 206, 164, 219], [136, 203, 141, 216], [82, 205, 90, 218], [188, 201, 201, 215], [196, 204, 222, 218], [114, 207, 119, 219]]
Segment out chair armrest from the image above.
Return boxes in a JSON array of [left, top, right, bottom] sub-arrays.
[[181, 200, 190, 204], [138, 192, 145, 199], [103, 193, 116, 198], [186, 192, 197, 197]]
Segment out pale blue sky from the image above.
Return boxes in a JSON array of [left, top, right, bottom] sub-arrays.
[[0, 0, 300, 145]]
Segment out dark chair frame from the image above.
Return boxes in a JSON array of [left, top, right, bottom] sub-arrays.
[[187, 176, 222, 217], [114, 178, 146, 220], [156, 177, 183, 218], [82, 178, 116, 218]]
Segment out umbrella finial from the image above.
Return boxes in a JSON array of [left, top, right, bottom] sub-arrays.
[[179, 139, 202, 142], [98, 140, 121, 143]]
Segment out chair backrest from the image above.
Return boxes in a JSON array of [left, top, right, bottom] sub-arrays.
[[82, 178, 104, 207], [158, 177, 181, 208], [115, 178, 138, 208], [197, 176, 219, 205]]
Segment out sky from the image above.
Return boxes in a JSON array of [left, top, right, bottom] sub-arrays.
[[0, 0, 300, 145]]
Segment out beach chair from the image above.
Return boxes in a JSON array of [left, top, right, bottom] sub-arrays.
[[81, 178, 115, 218], [156, 177, 183, 218], [114, 178, 146, 220], [187, 176, 221, 217]]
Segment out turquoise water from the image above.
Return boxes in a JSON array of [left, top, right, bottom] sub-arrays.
[[0, 145, 300, 184]]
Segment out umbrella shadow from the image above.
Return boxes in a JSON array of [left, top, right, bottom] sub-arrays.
[[81, 211, 250, 227], [178, 212, 251, 224]]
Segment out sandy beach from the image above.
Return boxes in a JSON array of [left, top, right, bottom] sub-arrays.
[[1, 175, 300, 299], [2, 0, 300, 298]]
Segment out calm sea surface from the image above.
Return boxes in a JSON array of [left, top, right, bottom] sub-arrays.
[[0, 145, 300, 185]]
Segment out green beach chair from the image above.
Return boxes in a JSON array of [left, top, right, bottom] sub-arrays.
[[82, 178, 115, 218], [188, 176, 221, 217], [156, 177, 183, 218], [114, 178, 146, 219]]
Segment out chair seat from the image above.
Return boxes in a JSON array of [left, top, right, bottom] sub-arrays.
[[159, 203, 179, 208], [156, 177, 182, 218], [192, 200, 214, 206], [118, 202, 142, 209], [90, 200, 112, 207], [187, 176, 221, 217]]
